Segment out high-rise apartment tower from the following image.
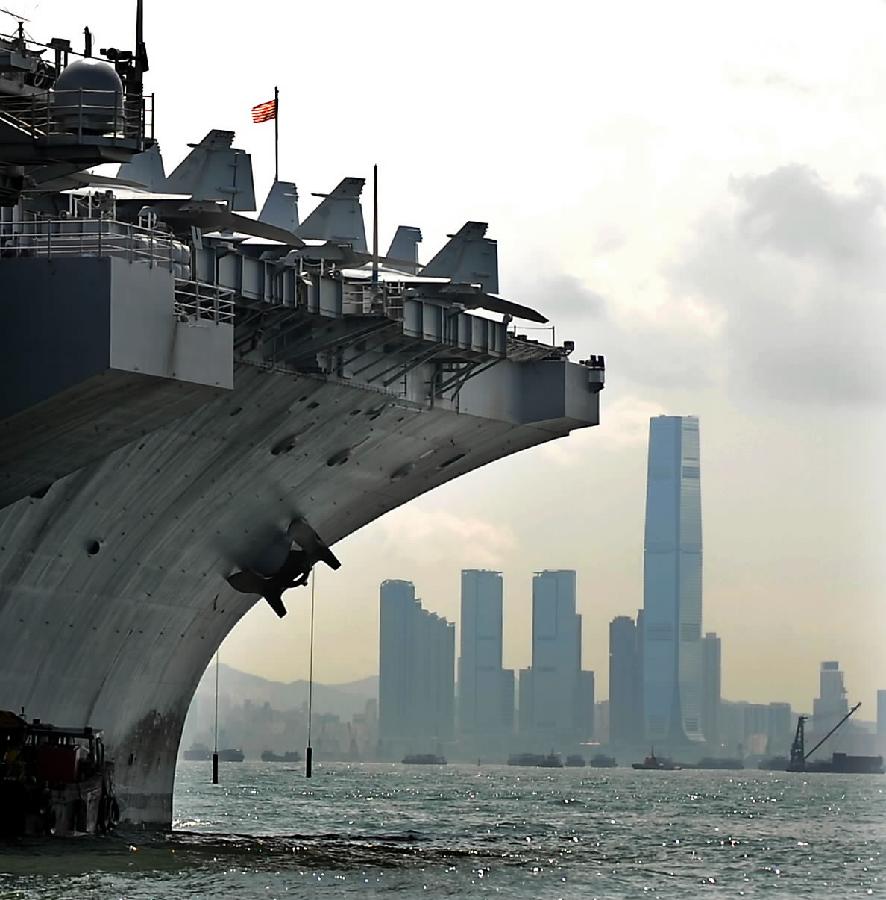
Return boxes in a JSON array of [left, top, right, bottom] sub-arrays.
[[519, 570, 593, 743], [701, 632, 721, 748], [609, 615, 643, 744], [378, 579, 455, 752], [458, 569, 514, 741]]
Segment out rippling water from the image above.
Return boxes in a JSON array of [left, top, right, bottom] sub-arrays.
[[1, 762, 884, 897]]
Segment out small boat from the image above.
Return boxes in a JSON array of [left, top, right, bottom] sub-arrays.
[[538, 752, 563, 768], [217, 748, 245, 762], [261, 749, 301, 763], [182, 742, 211, 761], [0, 710, 119, 836], [565, 754, 586, 767], [402, 754, 446, 765], [632, 748, 680, 770], [590, 753, 617, 768], [507, 752, 564, 767]]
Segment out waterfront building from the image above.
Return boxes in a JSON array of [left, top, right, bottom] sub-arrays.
[[812, 661, 849, 737], [594, 700, 610, 744], [719, 699, 794, 756], [379, 580, 455, 753], [519, 570, 594, 743], [642, 415, 704, 743], [609, 615, 643, 744], [457, 569, 514, 743], [767, 702, 793, 753], [578, 670, 595, 738], [701, 632, 721, 748]]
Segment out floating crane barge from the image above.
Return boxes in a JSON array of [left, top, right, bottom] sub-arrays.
[[788, 703, 884, 775], [0, 5, 604, 827]]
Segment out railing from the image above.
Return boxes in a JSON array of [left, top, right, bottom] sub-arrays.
[[174, 280, 235, 325], [342, 281, 406, 320], [0, 89, 152, 145], [0, 218, 182, 270]]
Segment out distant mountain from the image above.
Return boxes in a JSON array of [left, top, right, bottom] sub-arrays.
[[193, 664, 377, 721]]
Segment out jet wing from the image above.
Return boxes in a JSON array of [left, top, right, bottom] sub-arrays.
[[421, 284, 548, 324], [148, 200, 306, 247]]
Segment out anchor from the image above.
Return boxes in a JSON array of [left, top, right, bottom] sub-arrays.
[[225, 518, 340, 617]]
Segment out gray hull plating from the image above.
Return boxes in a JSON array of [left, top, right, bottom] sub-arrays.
[[0, 358, 597, 825]]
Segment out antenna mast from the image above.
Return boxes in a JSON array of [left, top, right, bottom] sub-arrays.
[[371, 163, 379, 287]]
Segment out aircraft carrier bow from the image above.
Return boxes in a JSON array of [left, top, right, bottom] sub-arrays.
[[0, 6, 604, 826]]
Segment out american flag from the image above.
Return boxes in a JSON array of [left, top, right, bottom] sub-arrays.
[[251, 98, 277, 124]]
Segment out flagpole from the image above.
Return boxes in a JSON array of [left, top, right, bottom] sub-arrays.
[[274, 85, 279, 183]]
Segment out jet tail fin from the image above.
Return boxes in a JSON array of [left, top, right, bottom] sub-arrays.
[[116, 143, 167, 190], [296, 177, 367, 251], [422, 221, 498, 293], [386, 226, 422, 274], [259, 180, 300, 232], [164, 130, 256, 211]]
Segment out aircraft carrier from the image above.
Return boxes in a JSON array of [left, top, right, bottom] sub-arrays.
[[0, 5, 604, 826]]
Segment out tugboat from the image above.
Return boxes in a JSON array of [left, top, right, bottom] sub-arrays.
[[402, 754, 446, 765], [261, 750, 301, 763], [632, 747, 680, 770], [0, 711, 119, 836], [538, 751, 564, 768]]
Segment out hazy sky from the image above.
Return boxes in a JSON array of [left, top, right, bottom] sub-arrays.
[[23, 0, 886, 714]]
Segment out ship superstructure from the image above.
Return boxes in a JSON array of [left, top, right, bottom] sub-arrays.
[[0, 6, 605, 826]]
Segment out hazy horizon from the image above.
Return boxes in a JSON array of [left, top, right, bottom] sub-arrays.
[[28, 0, 886, 717]]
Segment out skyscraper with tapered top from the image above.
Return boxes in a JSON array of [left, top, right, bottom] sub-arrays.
[[642, 415, 704, 743]]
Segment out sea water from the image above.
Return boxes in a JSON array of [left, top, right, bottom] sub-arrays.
[[0, 762, 883, 898]]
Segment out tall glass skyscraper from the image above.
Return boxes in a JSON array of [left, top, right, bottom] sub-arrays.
[[642, 415, 704, 743], [519, 570, 593, 743], [458, 570, 514, 741]]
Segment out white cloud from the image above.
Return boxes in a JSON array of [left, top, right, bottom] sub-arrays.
[[378, 506, 516, 570], [673, 165, 886, 406]]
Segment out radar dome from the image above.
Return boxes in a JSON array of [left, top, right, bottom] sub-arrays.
[[53, 59, 124, 136]]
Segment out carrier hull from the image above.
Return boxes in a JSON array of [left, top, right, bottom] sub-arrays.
[[0, 350, 599, 825]]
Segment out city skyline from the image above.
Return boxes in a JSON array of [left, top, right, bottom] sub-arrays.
[[76, 0, 886, 712], [368, 568, 881, 765]]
